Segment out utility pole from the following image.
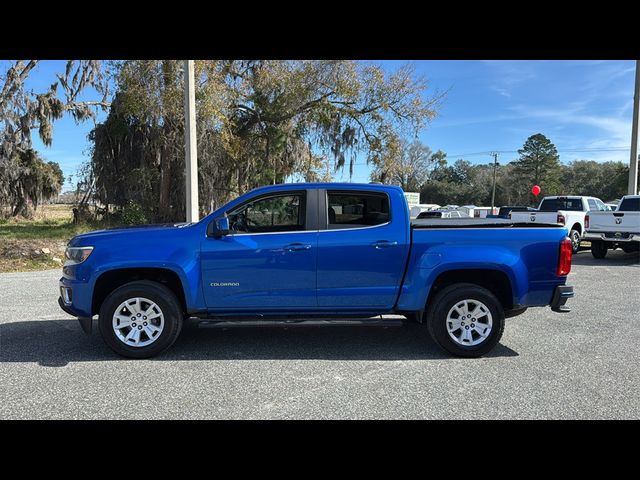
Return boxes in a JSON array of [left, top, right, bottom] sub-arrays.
[[490, 152, 499, 211], [629, 60, 640, 195], [184, 60, 199, 222]]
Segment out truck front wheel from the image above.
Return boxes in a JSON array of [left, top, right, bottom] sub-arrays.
[[426, 283, 505, 358], [590, 240, 608, 259], [98, 280, 183, 359]]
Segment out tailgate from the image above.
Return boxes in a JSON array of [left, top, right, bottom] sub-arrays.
[[510, 211, 556, 223], [588, 211, 640, 233]]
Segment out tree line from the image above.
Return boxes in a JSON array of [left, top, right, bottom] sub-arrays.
[[374, 133, 632, 207], [83, 60, 442, 222], [1, 60, 634, 221]]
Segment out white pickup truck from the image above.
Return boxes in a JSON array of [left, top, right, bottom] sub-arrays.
[[583, 195, 640, 258], [509, 196, 607, 254]]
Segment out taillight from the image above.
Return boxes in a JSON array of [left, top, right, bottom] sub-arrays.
[[557, 238, 573, 276], [557, 213, 566, 225], [585, 214, 590, 229]]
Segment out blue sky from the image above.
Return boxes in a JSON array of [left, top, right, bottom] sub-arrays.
[[4, 60, 636, 190]]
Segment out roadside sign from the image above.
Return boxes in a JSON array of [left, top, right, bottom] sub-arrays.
[[404, 192, 420, 207]]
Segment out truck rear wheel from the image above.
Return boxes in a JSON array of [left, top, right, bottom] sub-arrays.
[[591, 240, 608, 259], [98, 280, 183, 359], [569, 229, 581, 254], [426, 283, 505, 358]]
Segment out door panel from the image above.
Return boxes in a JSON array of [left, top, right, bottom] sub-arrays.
[[201, 190, 318, 310], [316, 190, 409, 308], [201, 232, 318, 309]]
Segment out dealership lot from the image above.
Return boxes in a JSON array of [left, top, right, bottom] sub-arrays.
[[1, 249, 639, 419]]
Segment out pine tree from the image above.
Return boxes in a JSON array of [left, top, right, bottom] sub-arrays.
[[512, 133, 562, 203]]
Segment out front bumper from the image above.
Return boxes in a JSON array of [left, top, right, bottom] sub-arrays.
[[550, 285, 574, 313], [58, 276, 94, 334], [58, 297, 93, 334]]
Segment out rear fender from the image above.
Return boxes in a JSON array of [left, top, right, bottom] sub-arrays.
[[396, 245, 526, 311]]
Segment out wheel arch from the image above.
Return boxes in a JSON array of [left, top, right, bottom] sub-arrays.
[[92, 267, 188, 316], [425, 268, 514, 313]]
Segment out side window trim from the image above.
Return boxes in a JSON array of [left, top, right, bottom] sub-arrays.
[[322, 189, 392, 231]]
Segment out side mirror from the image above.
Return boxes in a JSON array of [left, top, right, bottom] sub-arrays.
[[209, 215, 230, 238]]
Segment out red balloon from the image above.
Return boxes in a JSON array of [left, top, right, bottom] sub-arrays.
[[531, 185, 541, 196]]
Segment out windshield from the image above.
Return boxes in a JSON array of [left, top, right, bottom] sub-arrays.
[[619, 197, 640, 211], [539, 198, 583, 212]]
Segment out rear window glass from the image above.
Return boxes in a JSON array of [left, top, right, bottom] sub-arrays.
[[498, 206, 529, 216], [417, 211, 442, 218], [539, 198, 583, 212], [619, 197, 640, 211]]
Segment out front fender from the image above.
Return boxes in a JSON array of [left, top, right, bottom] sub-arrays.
[[89, 260, 204, 313]]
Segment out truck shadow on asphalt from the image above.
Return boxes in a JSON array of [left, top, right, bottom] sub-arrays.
[[572, 249, 640, 266], [0, 319, 519, 367]]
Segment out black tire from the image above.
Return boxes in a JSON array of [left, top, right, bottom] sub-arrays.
[[98, 280, 183, 359], [569, 229, 581, 254], [426, 283, 505, 358], [591, 240, 608, 259]]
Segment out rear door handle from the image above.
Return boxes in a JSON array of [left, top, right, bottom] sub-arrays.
[[373, 240, 398, 249], [284, 243, 312, 252]]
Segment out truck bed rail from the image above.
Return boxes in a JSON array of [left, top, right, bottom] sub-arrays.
[[411, 218, 563, 229]]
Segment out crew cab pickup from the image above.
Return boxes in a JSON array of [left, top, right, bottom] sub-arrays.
[[509, 195, 607, 253], [58, 183, 574, 359], [584, 195, 640, 258]]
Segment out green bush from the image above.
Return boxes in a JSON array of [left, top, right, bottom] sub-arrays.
[[120, 201, 147, 225]]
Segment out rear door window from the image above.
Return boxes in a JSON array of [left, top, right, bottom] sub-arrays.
[[594, 199, 608, 211], [326, 191, 390, 229]]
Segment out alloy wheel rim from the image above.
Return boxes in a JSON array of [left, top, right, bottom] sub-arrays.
[[112, 297, 164, 347], [446, 299, 493, 347], [572, 231, 580, 250]]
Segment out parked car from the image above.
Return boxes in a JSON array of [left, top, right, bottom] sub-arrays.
[[487, 206, 537, 219], [409, 204, 441, 219], [584, 195, 640, 258], [59, 183, 574, 359], [509, 195, 607, 253], [416, 209, 465, 219]]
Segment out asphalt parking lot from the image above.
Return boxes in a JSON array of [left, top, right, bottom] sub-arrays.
[[1, 249, 639, 419]]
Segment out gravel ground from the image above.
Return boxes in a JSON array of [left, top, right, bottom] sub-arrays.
[[1, 249, 638, 419]]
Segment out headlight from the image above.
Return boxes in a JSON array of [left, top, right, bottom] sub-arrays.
[[64, 246, 94, 265]]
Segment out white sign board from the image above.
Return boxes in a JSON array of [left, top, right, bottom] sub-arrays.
[[404, 192, 420, 207]]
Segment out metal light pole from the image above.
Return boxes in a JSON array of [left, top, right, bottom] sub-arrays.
[[490, 152, 499, 211], [184, 60, 199, 222], [629, 60, 640, 195]]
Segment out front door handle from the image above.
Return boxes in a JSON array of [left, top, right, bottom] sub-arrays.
[[284, 243, 312, 252], [372, 240, 398, 249]]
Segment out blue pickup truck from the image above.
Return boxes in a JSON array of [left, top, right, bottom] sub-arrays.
[[58, 183, 574, 358]]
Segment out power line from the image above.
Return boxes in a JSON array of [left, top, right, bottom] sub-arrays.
[[447, 147, 631, 157], [342, 147, 632, 166]]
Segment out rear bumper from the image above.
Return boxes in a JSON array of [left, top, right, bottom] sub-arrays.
[[550, 285, 574, 313], [583, 231, 639, 243]]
